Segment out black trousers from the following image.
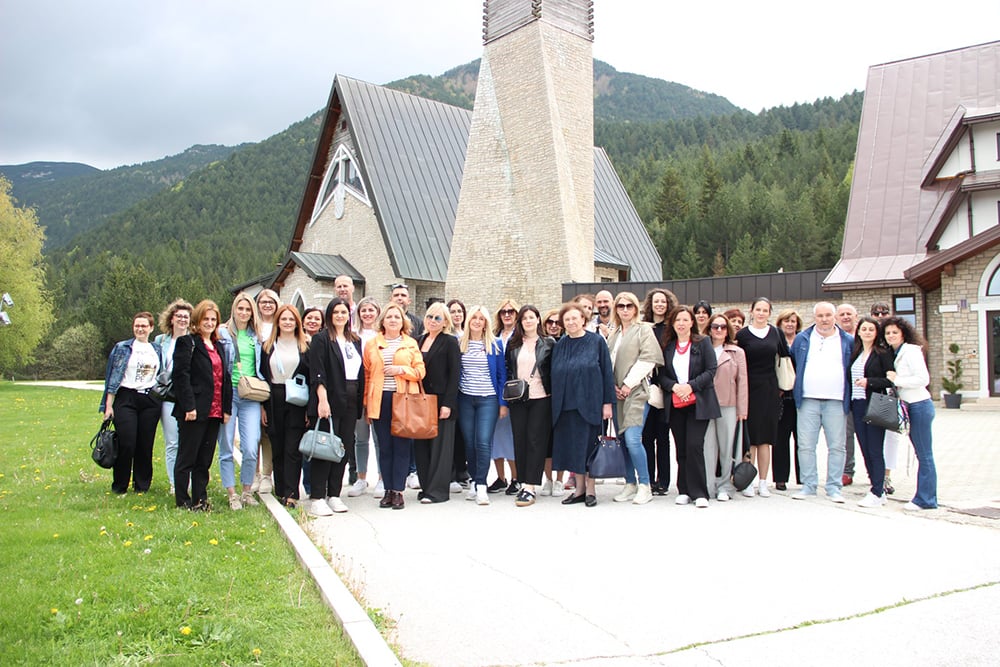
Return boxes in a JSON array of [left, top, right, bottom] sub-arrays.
[[773, 397, 801, 484], [310, 384, 357, 499], [509, 397, 551, 486], [415, 417, 456, 502], [670, 405, 709, 501], [642, 406, 671, 488], [175, 418, 220, 507], [111, 388, 160, 493], [269, 385, 307, 500]]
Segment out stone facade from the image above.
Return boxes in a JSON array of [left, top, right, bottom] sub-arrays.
[[447, 13, 594, 310]]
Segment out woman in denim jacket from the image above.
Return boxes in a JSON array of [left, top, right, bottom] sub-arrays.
[[216, 292, 264, 510], [100, 312, 162, 495]]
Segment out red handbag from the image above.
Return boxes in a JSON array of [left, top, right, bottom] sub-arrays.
[[672, 392, 696, 408]]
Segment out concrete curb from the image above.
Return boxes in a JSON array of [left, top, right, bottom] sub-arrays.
[[261, 493, 402, 667]]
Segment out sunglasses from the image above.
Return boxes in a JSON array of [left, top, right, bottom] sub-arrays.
[[615, 303, 636, 310], [426, 315, 444, 322], [710, 323, 728, 330], [499, 309, 516, 316], [872, 310, 890, 316], [546, 320, 561, 326]]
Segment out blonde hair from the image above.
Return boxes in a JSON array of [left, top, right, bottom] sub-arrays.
[[158, 298, 193, 334], [610, 291, 641, 329], [378, 303, 412, 336], [264, 304, 309, 354], [223, 292, 261, 339], [493, 298, 521, 336], [461, 306, 499, 353], [424, 301, 453, 335]]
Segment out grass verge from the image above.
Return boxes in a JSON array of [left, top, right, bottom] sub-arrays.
[[0, 383, 361, 665]]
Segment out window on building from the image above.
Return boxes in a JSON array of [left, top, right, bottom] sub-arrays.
[[996, 132, 1000, 161], [987, 264, 1000, 296], [310, 144, 371, 224], [893, 294, 917, 327]]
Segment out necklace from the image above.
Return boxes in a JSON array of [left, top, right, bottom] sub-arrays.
[[675, 339, 692, 354]]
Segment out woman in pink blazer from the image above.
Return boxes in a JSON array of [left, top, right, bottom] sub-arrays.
[[704, 314, 748, 501]]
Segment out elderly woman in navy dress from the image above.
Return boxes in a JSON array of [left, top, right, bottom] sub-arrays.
[[551, 302, 615, 507]]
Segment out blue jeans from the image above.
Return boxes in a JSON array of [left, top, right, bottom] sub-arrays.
[[458, 392, 499, 487], [218, 393, 261, 488], [796, 398, 846, 496], [617, 402, 650, 485], [355, 418, 380, 477], [160, 400, 179, 487], [906, 399, 937, 508]]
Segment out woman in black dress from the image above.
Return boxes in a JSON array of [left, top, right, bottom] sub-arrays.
[[641, 288, 678, 495], [735, 298, 790, 498]]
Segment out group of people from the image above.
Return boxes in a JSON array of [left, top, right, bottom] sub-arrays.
[[100, 279, 938, 515]]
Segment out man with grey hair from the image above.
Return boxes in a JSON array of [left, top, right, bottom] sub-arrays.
[[789, 302, 854, 503], [836, 303, 859, 486], [334, 274, 358, 328]]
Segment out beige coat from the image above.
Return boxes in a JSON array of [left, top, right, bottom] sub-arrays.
[[607, 322, 664, 431], [713, 343, 748, 419]]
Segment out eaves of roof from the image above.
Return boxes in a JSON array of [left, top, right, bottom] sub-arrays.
[[905, 224, 1000, 291]]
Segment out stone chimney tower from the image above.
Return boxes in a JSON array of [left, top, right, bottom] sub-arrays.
[[446, 0, 595, 312]]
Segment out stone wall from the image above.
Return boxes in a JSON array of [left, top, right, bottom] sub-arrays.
[[937, 251, 996, 396]]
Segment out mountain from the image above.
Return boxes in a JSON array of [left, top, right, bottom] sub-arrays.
[[1, 144, 240, 249], [386, 59, 742, 121]]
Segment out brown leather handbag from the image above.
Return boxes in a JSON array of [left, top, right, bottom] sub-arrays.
[[390, 381, 438, 439]]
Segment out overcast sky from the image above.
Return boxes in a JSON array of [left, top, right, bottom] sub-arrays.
[[2, 0, 996, 170]]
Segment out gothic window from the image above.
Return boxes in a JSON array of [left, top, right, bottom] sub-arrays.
[[311, 144, 370, 224]]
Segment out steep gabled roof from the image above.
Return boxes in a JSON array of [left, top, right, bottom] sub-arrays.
[[277, 75, 661, 288], [825, 41, 1000, 290]]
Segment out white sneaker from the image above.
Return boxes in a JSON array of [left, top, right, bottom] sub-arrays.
[[449, 481, 463, 494], [742, 484, 756, 498], [857, 492, 886, 508], [347, 479, 368, 497], [406, 472, 421, 490], [791, 490, 815, 500], [373, 479, 384, 496], [694, 497, 709, 508], [240, 491, 259, 506], [476, 484, 490, 506], [250, 472, 262, 493], [633, 484, 653, 505], [466, 484, 478, 501], [675, 494, 691, 505], [552, 480, 566, 497], [614, 483, 638, 502], [539, 479, 553, 496], [259, 475, 273, 495], [758, 481, 771, 498], [717, 491, 730, 502], [327, 497, 348, 513], [828, 493, 846, 504], [309, 499, 333, 516], [902, 501, 922, 511]]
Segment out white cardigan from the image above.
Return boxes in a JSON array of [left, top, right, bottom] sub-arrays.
[[893, 343, 932, 403]]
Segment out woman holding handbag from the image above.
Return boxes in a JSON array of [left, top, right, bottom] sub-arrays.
[[504, 305, 556, 507], [260, 305, 310, 508], [307, 298, 364, 516], [172, 300, 231, 511], [414, 302, 461, 504], [216, 292, 264, 510], [704, 314, 748, 502], [607, 292, 664, 506], [849, 316, 895, 508], [154, 299, 193, 494], [773, 309, 802, 490], [364, 303, 426, 510], [641, 288, 677, 496], [659, 305, 721, 509]]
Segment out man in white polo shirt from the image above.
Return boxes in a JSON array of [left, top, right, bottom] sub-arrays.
[[789, 302, 854, 503]]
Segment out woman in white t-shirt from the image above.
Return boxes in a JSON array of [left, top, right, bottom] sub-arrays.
[[100, 311, 162, 495]]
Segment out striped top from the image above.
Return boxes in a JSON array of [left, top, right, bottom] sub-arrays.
[[381, 336, 403, 392], [459, 340, 495, 396]]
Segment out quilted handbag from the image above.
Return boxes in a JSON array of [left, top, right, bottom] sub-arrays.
[[91, 418, 119, 469], [391, 383, 438, 440], [298, 418, 344, 462], [586, 420, 628, 479]]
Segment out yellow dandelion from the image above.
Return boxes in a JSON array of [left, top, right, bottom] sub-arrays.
[[259, 528, 266, 534], [143, 534, 153, 541], [34, 468, 40, 474], [180, 626, 192, 636], [123, 540, 132, 547], [209, 538, 219, 546], [183, 540, 192, 546], [191, 521, 199, 527], [53, 533, 59, 539], [99, 530, 108, 536], [252, 647, 262, 658], [50, 608, 58, 614], [126, 521, 134, 527], [145, 505, 156, 512]]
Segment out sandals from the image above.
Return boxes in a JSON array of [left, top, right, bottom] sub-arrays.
[[515, 489, 536, 507]]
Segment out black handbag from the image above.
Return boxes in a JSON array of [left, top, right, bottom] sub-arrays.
[[864, 389, 909, 433], [502, 356, 539, 403], [149, 370, 174, 402], [91, 418, 119, 469], [586, 420, 628, 479], [730, 421, 757, 491]]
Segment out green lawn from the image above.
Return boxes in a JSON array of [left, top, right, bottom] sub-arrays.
[[0, 383, 362, 665]]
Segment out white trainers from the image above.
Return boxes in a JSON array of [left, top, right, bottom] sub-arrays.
[[309, 499, 333, 516], [539, 479, 553, 496], [717, 491, 730, 502], [902, 501, 922, 511], [347, 479, 368, 497], [552, 480, 566, 497], [758, 481, 771, 498], [406, 472, 421, 490], [614, 483, 638, 502], [476, 484, 490, 506], [675, 494, 691, 505], [373, 479, 384, 496], [742, 484, 756, 498], [250, 472, 262, 493], [327, 497, 348, 513], [633, 484, 653, 505], [694, 497, 709, 508], [466, 484, 478, 501], [857, 492, 886, 508], [449, 481, 463, 494], [258, 475, 273, 495], [791, 490, 815, 500], [828, 493, 846, 504], [240, 491, 259, 506]]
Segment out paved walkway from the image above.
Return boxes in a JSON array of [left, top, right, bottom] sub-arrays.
[[306, 406, 1000, 666]]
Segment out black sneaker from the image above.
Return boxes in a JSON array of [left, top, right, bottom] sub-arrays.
[[505, 479, 522, 496], [487, 478, 507, 494]]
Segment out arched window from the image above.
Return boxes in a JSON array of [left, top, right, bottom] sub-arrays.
[[988, 263, 1000, 296], [310, 144, 370, 224]]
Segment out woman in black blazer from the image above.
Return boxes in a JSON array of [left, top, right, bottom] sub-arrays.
[[307, 298, 365, 515], [414, 302, 461, 503], [849, 316, 896, 507], [172, 300, 232, 511], [659, 305, 721, 508]]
